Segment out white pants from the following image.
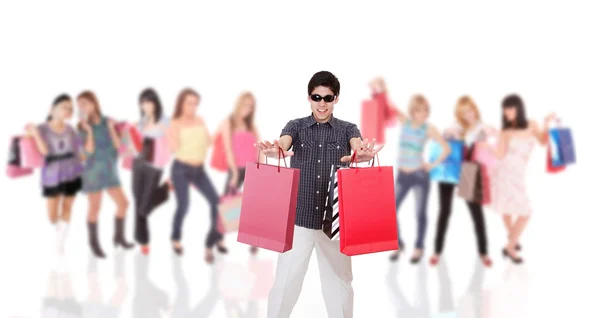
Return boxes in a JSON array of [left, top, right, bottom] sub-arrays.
[[267, 225, 354, 318]]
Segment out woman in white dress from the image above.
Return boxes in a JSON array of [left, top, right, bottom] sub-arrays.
[[487, 94, 554, 263]]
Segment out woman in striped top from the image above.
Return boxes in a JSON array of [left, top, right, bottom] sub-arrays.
[[390, 94, 450, 264]]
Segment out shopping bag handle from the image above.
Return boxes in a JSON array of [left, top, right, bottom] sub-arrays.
[[256, 147, 287, 172], [349, 150, 381, 172]]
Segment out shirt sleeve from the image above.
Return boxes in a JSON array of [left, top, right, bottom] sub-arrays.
[[346, 123, 362, 141], [280, 119, 298, 140]]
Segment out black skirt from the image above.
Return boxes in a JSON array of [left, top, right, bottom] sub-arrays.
[[43, 177, 83, 197]]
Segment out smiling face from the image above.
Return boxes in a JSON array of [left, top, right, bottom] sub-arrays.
[[51, 100, 74, 121], [308, 85, 337, 122], [182, 94, 199, 117], [460, 105, 478, 126]]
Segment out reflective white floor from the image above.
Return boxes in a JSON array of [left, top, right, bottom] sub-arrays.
[[1, 150, 597, 317]]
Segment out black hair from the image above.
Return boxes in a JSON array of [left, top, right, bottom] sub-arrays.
[[307, 71, 340, 97], [501, 94, 528, 130], [47, 93, 72, 122], [139, 88, 163, 123]]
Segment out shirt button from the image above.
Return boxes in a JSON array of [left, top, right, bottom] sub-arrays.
[[316, 207, 319, 210], [337, 146, 340, 149], [316, 191, 319, 194], [319, 144, 322, 147], [317, 175, 320, 178], [318, 160, 320, 163], [301, 144, 304, 147]]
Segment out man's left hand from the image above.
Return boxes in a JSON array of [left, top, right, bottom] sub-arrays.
[[340, 138, 384, 163]]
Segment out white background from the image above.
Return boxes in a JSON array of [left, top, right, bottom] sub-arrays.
[[1, 1, 598, 317]]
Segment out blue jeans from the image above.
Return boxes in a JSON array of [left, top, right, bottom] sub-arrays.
[[171, 160, 220, 247], [395, 170, 431, 249]]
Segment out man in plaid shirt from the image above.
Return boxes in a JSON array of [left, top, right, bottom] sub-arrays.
[[255, 71, 383, 318]]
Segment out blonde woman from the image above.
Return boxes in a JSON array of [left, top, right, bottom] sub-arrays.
[[430, 96, 496, 268], [390, 95, 450, 263], [218, 91, 264, 254]]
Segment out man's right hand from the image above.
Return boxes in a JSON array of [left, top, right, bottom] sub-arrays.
[[254, 140, 294, 159]]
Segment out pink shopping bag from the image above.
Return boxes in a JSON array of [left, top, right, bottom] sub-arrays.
[[19, 136, 44, 168], [6, 165, 33, 178], [472, 142, 497, 173], [217, 189, 243, 233], [121, 155, 134, 170], [237, 149, 300, 253], [151, 136, 171, 168]]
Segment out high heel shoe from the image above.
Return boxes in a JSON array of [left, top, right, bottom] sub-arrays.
[[250, 246, 258, 255], [205, 251, 214, 264], [88, 222, 106, 258], [429, 255, 440, 266], [389, 250, 401, 262], [410, 254, 423, 264], [141, 245, 150, 256], [113, 217, 135, 249], [481, 255, 493, 267], [216, 245, 228, 254], [502, 248, 523, 264], [173, 245, 183, 256]]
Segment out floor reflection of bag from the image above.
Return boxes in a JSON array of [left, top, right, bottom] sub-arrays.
[[218, 262, 256, 301], [248, 259, 274, 300]]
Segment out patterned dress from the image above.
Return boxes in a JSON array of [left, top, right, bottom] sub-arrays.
[[492, 136, 535, 215], [80, 116, 121, 192]]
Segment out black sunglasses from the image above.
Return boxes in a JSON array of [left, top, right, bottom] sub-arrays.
[[310, 94, 336, 103]]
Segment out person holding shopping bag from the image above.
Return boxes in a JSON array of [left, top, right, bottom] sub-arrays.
[[485, 94, 555, 264], [26, 94, 84, 255], [430, 95, 496, 268], [255, 71, 382, 318], [217, 91, 263, 255], [131, 88, 172, 256], [389, 95, 450, 264], [78, 91, 133, 258]]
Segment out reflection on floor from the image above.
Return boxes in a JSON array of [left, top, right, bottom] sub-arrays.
[[36, 251, 529, 318]]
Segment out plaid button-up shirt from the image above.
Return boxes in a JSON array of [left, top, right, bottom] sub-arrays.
[[280, 114, 362, 230]]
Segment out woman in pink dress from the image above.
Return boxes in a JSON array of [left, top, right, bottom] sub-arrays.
[[218, 91, 264, 255], [488, 94, 554, 264]]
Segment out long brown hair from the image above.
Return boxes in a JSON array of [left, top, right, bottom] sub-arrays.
[[173, 88, 200, 119], [454, 95, 481, 137], [77, 91, 102, 130], [230, 91, 256, 131], [77, 91, 102, 117]]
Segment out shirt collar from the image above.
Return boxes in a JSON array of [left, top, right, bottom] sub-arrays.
[[303, 113, 338, 130]]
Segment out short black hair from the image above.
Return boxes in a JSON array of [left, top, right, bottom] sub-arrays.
[[47, 93, 72, 122], [501, 94, 528, 130], [139, 87, 163, 123], [307, 71, 340, 96]]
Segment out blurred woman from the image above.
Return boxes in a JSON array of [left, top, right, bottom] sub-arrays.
[[78, 91, 133, 258], [218, 91, 263, 255], [390, 94, 450, 263], [487, 94, 554, 264], [168, 88, 222, 264], [132, 88, 171, 256], [430, 96, 495, 268], [27, 94, 84, 254]]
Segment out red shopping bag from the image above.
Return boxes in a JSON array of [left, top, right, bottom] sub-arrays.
[[546, 146, 565, 174], [336, 154, 398, 256], [360, 99, 385, 143], [373, 92, 398, 128], [479, 164, 491, 206], [237, 149, 300, 253], [210, 133, 229, 172]]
